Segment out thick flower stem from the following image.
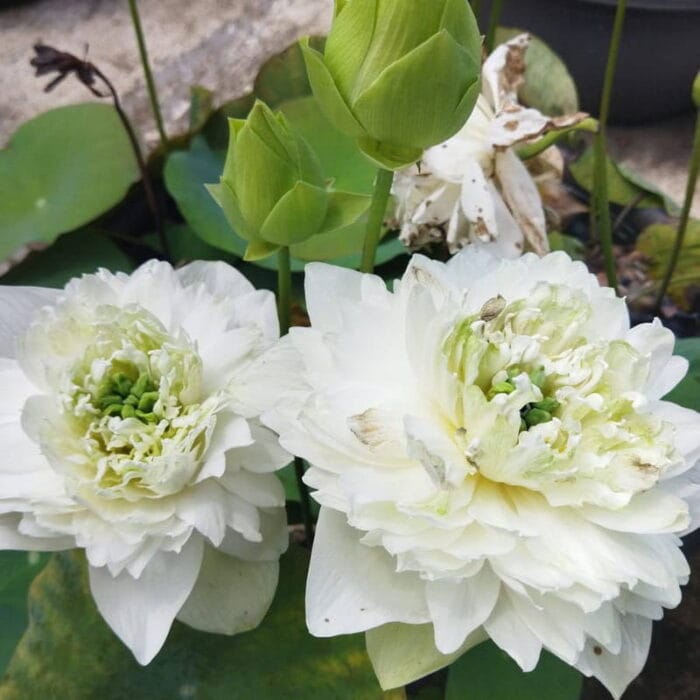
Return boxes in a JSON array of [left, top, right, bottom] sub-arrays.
[[486, 0, 504, 53], [277, 249, 315, 542], [127, 0, 168, 150], [470, 0, 482, 20], [277, 247, 292, 335], [294, 457, 315, 545], [361, 168, 394, 274], [592, 0, 627, 293], [654, 108, 700, 311]]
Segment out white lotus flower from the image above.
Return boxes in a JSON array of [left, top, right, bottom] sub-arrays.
[[392, 34, 587, 257], [0, 261, 291, 664], [264, 248, 700, 698]]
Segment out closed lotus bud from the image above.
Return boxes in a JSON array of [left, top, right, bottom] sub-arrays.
[[210, 100, 369, 260], [301, 0, 482, 170]]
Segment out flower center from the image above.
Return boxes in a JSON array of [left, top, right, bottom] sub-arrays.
[[46, 305, 223, 499], [434, 283, 678, 506], [93, 363, 160, 423]]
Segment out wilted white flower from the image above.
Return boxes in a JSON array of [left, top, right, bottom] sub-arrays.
[[392, 34, 587, 257], [264, 248, 700, 697], [0, 261, 290, 664]]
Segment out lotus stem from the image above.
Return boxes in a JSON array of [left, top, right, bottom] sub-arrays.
[[471, 0, 482, 21], [592, 0, 627, 292], [294, 457, 315, 545], [361, 168, 394, 273], [90, 64, 171, 260], [654, 107, 700, 311], [127, 0, 168, 149], [276, 247, 315, 543], [277, 247, 292, 335], [486, 0, 504, 53]]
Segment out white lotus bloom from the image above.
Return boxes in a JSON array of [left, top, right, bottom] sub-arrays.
[[264, 248, 700, 698], [0, 261, 291, 664], [392, 34, 587, 257]]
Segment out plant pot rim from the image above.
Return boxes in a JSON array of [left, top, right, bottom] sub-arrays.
[[576, 0, 700, 11]]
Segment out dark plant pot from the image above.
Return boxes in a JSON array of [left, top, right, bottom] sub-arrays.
[[479, 0, 700, 124]]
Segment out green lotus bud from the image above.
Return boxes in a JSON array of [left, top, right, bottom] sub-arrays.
[[209, 100, 369, 260], [693, 71, 700, 109], [301, 0, 482, 170]]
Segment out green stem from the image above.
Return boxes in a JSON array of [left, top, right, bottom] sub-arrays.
[[275, 247, 314, 543], [654, 109, 700, 311], [471, 0, 482, 21], [383, 688, 407, 700], [592, 0, 627, 292], [486, 0, 504, 53], [277, 247, 291, 335], [516, 118, 599, 160], [127, 0, 168, 149], [294, 457, 315, 545], [361, 168, 394, 273]]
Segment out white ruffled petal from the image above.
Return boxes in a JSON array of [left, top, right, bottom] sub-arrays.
[[177, 545, 278, 635], [575, 614, 652, 699], [427, 565, 500, 654], [483, 592, 542, 672], [88, 534, 204, 665], [306, 508, 429, 636], [0, 286, 58, 359]]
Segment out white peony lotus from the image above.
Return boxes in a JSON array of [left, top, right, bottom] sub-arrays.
[[391, 34, 587, 258], [264, 248, 700, 698], [0, 261, 291, 664]]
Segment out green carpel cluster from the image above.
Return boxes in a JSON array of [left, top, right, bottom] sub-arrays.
[[94, 367, 160, 423]]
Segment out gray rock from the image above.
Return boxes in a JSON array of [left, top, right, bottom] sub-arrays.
[[0, 0, 332, 146]]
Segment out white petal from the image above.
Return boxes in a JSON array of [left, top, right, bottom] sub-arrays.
[[225, 422, 292, 474], [304, 263, 389, 332], [494, 149, 549, 255], [404, 414, 472, 487], [219, 508, 289, 562], [306, 508, 429, 636], [177, 260, 254, 299], [0, 286, 58, 359], [626, 320, 688, 399], [582, 489, 689, 533], [220, 470, 285, 508], [176, 481, 231, 546], [490, 183, 525, 258], [483, 592, 542, 671], [575, 614, 652, 699], [366, 622, 487, 691], [458, 161, 497, 243], [0, 359, 36, 416], [195, 414, 253, 484], [0, 514, 72, 551], [427, 565, 501, 654], [651, 400, 700, 474], [509, 592, 586, 665], [177, 545, 278, 635], [88, 534, 204, 665]]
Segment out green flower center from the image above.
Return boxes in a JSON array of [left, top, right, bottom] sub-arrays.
[[486, 366, 560, 431], [93, 362, 160, 423]]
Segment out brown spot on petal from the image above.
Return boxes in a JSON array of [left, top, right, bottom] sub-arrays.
[[593, 645, 603, 656], [504, 120, 520, 131], [480, 295, 507, 322]]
